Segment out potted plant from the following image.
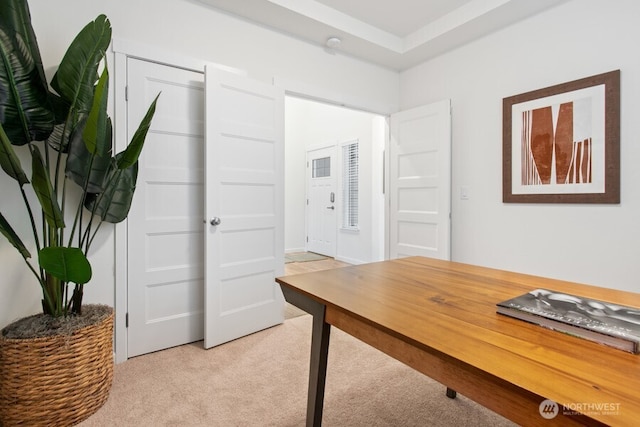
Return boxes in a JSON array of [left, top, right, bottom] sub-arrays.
[[0, 0, 159, 425]]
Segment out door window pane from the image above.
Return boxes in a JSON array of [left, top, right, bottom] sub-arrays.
[[312, 157, 331, 178]]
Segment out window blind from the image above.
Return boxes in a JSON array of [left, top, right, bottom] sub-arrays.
[[342, 141, 359, 229]]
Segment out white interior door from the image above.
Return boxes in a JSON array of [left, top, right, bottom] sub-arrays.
[[204, 67, 285, 349], [388, 100, 451, 260], [306, 146, 337, 257], [127, 59, 205, 357]]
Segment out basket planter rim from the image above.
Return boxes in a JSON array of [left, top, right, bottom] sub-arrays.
[[1, 304, 113, 341]]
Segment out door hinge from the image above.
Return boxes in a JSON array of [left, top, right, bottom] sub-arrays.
[[125, 85, 128, 101], [307, 198, 309, 205], [306, 236, 308, 242], [125, 312, 129, 328]]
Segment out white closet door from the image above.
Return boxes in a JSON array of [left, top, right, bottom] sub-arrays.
[[388, 100, 451, 260], [127, 59, 205, 357], [204, 67, 285, 349]]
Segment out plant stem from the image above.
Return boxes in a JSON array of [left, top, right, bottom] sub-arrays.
[[22, 256, 54, 312], [19, 184, 41, 254], [87, 219, 104, 253]]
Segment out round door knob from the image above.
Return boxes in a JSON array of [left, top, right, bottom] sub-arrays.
[[210, 217, 222, 226]]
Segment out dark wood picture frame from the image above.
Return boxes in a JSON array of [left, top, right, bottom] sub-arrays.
[[503, 70, 620, 203]]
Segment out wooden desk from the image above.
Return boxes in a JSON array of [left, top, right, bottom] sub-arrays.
[[276, 257, 640, 427]]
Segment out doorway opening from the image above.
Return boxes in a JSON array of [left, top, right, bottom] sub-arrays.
[[284, 96, 386, 265]]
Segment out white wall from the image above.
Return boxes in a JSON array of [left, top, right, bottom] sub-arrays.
[[401, 0, 640, 292], [0, 0, 398, 328], [284, 97, 385, 264], [284, 98, 311, 254]]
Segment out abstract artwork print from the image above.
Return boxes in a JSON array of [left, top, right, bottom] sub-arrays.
[[521, 98, 592, 187], [510, 85, 605, 197]]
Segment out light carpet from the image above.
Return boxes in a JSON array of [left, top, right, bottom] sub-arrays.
[[79, 315, 516, 426]]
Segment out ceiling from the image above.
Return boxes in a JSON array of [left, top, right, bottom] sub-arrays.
[[196, 0, 570, 71]]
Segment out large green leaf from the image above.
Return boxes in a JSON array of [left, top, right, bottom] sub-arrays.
[[66, 116, 112, 193], [0, 211, 31, 259], [117, 93, 159, 169], [49, 15, 111, 155], [0, 0, 54, 145], [85, 158, 138, 223], [0, 121, 28, 185], [50, 14, 111, 115], [45, 93, 71, 152], [38, 246, 91, 284], [82, 67, 109, 156], [30, 145, 64, 228]]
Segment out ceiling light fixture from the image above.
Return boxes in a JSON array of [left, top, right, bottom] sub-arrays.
[[326, 37, 341, 49]]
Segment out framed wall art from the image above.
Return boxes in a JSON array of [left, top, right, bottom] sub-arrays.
[[503, 70, 620, 203]]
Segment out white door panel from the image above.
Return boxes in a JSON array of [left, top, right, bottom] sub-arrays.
[[306, 146, 337, 257], [127, 59, 205, 357], [204, 67, 285, 349], [389, 100, 451, 260]]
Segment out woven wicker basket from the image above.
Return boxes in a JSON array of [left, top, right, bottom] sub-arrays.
[[0, 307, 114, 427]]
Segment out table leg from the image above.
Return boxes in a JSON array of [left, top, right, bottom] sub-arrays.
[[446, 387, 457, 399], [308, 308, 331, 427], [281, 286, 331, 427]]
